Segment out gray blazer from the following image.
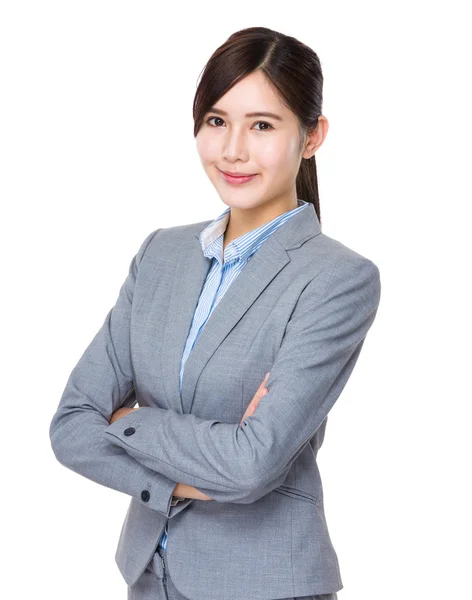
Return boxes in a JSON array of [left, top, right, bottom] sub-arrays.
[[49, 203, 381, 599]]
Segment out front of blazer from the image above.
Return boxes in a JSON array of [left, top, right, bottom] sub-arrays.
[[50, 202, 381, 600]]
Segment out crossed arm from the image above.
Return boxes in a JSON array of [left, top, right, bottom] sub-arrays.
[[49, 227, 380, 514], [101, 257, 380, 501], [109, 372, 271, 502]]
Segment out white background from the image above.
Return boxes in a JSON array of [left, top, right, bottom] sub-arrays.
[[1, 1, 470, 599]]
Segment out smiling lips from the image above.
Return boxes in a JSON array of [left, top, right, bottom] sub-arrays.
[[220, 169, 258, 185], [222, 170, 256, 176]]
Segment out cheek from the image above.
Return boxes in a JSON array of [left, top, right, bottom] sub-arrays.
[[196, 132, 220, 163], [258, 138, 300, 171], [287, 135, 302, 157]]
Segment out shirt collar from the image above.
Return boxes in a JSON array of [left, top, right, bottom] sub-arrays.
[[199, 199, 310, 266]]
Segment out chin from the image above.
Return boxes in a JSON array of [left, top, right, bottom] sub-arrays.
[[223, 196, 267, 211]]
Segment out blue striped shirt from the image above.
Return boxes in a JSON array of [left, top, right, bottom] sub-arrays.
[[158, 198, 310, 549]]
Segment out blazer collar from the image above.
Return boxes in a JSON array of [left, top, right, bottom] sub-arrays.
[[198, 199, 311, 266], [196, 199, 320, 251], [160, 202, 322, 414]]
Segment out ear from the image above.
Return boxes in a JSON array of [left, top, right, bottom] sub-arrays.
[[302, 115, 329, 159]]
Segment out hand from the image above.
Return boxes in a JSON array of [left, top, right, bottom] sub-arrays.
[[174, 483, 213, 501], [110, 406, 141, 424], [240, 372, 270, 426]]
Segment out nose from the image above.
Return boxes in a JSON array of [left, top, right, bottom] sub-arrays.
[[222, 127, 250, 163]]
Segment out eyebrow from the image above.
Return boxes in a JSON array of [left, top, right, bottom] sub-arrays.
[[207, 107, 283, 121]]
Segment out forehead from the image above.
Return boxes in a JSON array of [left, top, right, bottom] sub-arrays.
[[210, 71, 293, 120]]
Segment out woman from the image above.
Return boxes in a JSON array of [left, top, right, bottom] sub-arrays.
[[50, 27, 381, 600]]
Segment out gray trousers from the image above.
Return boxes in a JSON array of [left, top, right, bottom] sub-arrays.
[[127, 545, 339, 600]]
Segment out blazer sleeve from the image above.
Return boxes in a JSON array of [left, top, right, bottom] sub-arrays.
[[49, 228, 193, 518], [103, 257, 381, 504]]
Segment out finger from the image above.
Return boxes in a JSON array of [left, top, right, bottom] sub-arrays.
[[255, 372, 270, 395], [255, 387, 268, 402], [250, 387, 268, 411]]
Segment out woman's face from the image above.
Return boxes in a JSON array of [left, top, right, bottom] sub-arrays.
[[196, 70, 325, 214]]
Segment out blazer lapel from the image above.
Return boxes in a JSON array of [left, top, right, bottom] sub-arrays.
[[161, 203, 321, 415]]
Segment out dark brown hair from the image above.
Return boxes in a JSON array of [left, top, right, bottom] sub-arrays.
[[193, 26, 324, 225]]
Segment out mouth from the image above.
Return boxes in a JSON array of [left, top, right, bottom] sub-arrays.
[[219, 168, 258, 185]]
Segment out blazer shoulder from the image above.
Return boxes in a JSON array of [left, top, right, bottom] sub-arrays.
[[308, 232, 380, 278]]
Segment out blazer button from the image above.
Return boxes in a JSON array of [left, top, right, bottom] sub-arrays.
[[141, 490, 150, 502], [124, 427, 135, 436]]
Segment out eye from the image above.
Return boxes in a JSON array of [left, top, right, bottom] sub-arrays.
[[206, 117, 274, 131], [254, 121, 273, 131], [206, 116, 225, 127]]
